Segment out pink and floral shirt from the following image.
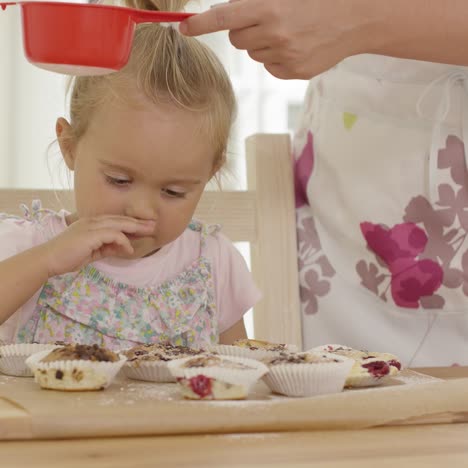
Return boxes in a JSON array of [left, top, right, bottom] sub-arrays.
[[0, 202, 261, 350]]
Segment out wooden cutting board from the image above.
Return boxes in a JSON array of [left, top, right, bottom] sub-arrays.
[[1, 369, 467, 440]]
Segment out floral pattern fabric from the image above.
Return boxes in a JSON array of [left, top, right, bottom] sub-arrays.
[[357, 135, 468, 309], [17, 220, 219, 351]]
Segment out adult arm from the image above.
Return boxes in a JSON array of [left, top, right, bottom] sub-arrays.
[[180, 0, 468, 79]]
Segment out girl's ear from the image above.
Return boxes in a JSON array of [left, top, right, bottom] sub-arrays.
[[56, 117, 77, 170]]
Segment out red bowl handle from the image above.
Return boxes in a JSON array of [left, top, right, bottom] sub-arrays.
[[0, 2, 17, 10], [130, 10, 194, 24]]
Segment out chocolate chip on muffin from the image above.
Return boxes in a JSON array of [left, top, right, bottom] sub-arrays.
[[40, 344, 119, 363], [123, 343, 205, 363]]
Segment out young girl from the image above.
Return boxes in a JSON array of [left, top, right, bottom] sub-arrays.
[[0, 0, 260, 350]]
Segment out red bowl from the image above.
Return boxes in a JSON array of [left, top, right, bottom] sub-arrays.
[[1, 1, 194, 75]]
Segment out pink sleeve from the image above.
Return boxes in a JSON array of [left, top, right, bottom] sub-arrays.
[[0, 216, 43, 343], [206, 232, 262, 334]]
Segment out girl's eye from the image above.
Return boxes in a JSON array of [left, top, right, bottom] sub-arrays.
[[163, 188, 186, 198], [106, 175, 131, 186]]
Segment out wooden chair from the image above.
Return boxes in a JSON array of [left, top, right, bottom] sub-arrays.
[[0, 134, 302, 348]]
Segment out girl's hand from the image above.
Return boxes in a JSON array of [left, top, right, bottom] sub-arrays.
[[180, 0, 387, 79], [41, 215, 155, 277]]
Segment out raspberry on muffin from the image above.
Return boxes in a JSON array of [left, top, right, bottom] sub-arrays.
[[168, 354, 268, 400], [312, 344, 402, 387]]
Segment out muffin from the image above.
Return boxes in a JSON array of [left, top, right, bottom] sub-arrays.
[[211, 338, 298, 361], [311, 344, 402, 387], [0, 343, 60, 377], [122, 343, 207, 382], [26, 343, 126, 391], [262, 351, 354, 397], [168, 354, 269, 400]]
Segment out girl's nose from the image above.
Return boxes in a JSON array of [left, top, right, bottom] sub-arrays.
[[125, 196, 158, 223]]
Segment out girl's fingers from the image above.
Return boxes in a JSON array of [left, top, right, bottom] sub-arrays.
[[91, 230, 135, 256], [87, 216, 155, 235], [99, 243, 132, 259]]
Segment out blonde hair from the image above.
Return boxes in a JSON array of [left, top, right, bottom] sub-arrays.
[[68, 0, 236, 172]]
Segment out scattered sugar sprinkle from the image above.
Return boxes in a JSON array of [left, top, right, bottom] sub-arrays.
[[393, 371, 441, 385], [125, 382, 181, 400], [0, 370, 441, 408], [96, 381, 182, 406], [0, 375, 15, 384]]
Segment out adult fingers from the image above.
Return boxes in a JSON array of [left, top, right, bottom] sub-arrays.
[[264, 62, 313, 80], [229, 24, 272, 51], [247, 47, 276, 65], [247, 48, 311, 79], [264, 63, 294, 80], [180, 0, 260, 36]]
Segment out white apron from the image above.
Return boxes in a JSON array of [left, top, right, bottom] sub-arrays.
[[293, 54, 468, 366]]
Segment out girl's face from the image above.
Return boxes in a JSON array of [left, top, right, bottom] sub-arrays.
[[57, 96, 217, 259]]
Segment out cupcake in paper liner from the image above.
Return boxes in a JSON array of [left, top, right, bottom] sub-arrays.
[[310, 344, 402, 388], [262, 351, 354, 397], [0, 343, 61, 377], [25, 344, 126, 391], [210, 338, 298, 361], [121, 343, 208, 383], [168, 354, 269, 400]]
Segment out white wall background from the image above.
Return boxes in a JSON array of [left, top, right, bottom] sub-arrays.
[[0, 3, 67, 188]]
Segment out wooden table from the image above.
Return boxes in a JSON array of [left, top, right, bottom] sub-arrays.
[[1, 367, 467, 468]]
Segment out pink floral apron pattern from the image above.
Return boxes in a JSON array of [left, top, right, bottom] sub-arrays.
[[294, 130, 336, 315], [357, 135, 468, 309]]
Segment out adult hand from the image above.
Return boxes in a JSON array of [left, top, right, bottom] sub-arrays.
[[42, 215, 155, 277], [180, 0, 384, 79]]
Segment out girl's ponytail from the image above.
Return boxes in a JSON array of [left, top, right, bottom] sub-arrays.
[[123, 0, 190, 12]]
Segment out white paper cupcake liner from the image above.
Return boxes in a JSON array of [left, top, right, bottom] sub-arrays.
[[0, 343, 61, 377], [25, 349, 126, 391], [123, 360, 175, 383], [210, 343, 298, 361], [262, 352, 354, 397], [168, 354, 269, 390]]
